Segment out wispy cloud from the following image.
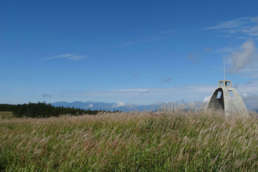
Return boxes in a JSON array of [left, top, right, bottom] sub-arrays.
[[215, 40, 258, 78], [206, 16, 258, 38], [46, 53, 87, 61], [227, 40, 258, 73], [217, 40, 258, 78], [206, 17, 249, 30], [207, 17, 258, 78]]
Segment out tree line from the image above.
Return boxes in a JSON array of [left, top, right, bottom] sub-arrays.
[[0, 103, 100, 118]]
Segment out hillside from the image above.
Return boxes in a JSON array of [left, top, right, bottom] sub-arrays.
[[0, 112, 257, 171]]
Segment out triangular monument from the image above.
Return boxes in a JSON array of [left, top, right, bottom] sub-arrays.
[[206, 80, 249, 116]]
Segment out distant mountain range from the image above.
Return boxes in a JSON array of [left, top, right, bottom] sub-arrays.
[[51, 101, 204, 112]]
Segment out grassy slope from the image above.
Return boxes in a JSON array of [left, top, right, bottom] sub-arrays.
[[0, 112, 257, 172]]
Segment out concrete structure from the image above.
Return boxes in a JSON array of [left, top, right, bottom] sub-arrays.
[[207, 80, 249, 116]]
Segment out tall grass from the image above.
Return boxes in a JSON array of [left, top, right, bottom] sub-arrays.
[[0, 112, 257, 171]]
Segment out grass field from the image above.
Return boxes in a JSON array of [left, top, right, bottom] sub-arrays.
[[0, 112, 257, 171]]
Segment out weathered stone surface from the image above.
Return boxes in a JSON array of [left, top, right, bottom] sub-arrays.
[[207, 80, 249, 116]]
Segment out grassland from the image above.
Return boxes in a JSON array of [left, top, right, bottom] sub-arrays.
[[0, 112, 257, 171]]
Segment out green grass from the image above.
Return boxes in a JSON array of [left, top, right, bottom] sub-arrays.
[[0, 112, 257, 171]]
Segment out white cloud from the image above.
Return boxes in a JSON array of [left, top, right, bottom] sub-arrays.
[[227, 40, 257, 72], [242, 26, 258, 37], [88, 104, 94, 108], [46, 53, 87, 61], [206, 17, 249, 30], [115, 102, 126, 107], [217, 40, 258, 77], [206, 16, 258, 38]]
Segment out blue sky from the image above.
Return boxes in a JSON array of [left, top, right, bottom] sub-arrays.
[[1, 0, 258, 104]]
